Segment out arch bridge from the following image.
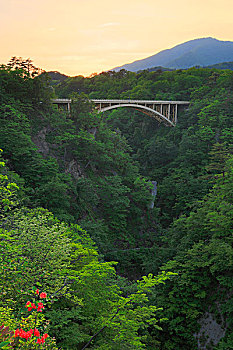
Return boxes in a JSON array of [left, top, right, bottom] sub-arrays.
[[52, 99, 190, 126]]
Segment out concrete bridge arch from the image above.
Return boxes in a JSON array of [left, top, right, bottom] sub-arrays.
[[52, 99, 190, 126]]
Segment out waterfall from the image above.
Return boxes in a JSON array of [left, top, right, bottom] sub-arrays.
[[149, 181, 157, 209]]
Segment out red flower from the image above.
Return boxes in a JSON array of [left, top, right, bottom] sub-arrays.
[[14, 328, 33, 339], [14, 328, 20, 337], [36, 336, 45, 344], [39, 292, 47, 299], [34, 328, 40, 337], [37, 302, 44, 312], [25, 301, 36, 311], [14, 290, 50, 345]]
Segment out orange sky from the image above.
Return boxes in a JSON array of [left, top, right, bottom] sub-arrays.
[[1, 0, 233, 76]]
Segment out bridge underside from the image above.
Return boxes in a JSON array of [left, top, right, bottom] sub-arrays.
[[52, 99, 190, 126], [95, 103, 177, 126]]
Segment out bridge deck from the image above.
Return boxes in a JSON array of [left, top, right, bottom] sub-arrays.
[[92, 99, 190, 105], [52, 98, 190, 105]]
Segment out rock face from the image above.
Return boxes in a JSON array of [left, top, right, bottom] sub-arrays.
[[32, 127, 83, 180], [194, 312, 227, 349], [32, 127, 50, 156], [65, 159, 83, 180]]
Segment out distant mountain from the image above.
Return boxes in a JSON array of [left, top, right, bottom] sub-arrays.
[[112, 38, 233, 72], [205, 61, 233, 70]]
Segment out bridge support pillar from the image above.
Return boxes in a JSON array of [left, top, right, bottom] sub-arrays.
[[175, 104, 178, 124]]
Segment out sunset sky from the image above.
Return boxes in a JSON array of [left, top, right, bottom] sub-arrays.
[[1, 0, 233, 76]]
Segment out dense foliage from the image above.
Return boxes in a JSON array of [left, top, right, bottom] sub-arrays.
[[1, 59, 233, 349]]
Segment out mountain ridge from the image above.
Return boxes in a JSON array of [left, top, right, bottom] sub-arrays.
[[112, 37, 233, 72]]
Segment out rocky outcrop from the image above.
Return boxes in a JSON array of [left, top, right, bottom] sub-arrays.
[[32, 127, 50, 156], [65, 159, 83, 180], [194, 311, 227, 349]]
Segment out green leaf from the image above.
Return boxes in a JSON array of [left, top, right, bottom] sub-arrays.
[[0, 341, 10, 348]]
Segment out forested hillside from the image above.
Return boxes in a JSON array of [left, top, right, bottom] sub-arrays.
[[1, 59, 233, 349]]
